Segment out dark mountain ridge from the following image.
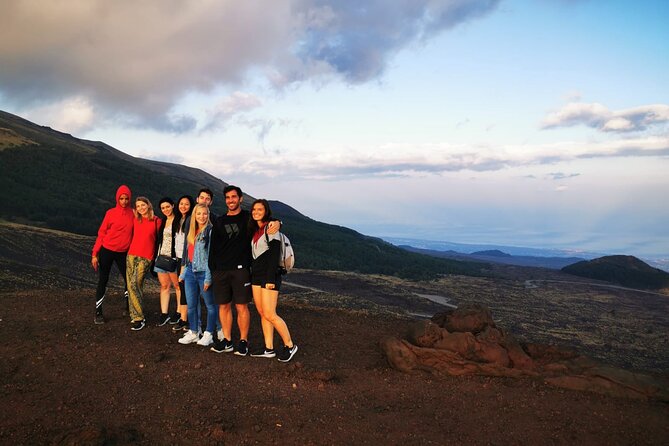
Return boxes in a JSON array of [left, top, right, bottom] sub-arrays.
[[0, 110, 485, 280], [562, 255, 669, 290]]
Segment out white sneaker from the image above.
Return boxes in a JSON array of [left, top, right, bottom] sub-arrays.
[[217, 329, 224, 341], [178, 330, 200, 345], [197, 331, 214, 346]]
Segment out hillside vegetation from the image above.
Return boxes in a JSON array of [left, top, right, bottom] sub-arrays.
[[562, 255, 669, 290], [0, 110, 486, 280]]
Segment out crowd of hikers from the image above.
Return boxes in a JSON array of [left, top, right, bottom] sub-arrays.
[[91, 184, 298, 363]]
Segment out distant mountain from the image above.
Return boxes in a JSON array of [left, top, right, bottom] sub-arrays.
[[472, 249, 511, 258], [0, 110, 486, 280], [562, 255, 669, 290], [400, 245, 584, 270]]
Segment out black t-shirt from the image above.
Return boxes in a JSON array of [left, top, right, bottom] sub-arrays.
[[209, 210, 251, 271]]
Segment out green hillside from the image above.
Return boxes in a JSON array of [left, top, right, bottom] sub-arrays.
[[0, 110, 486, 280], [562, 255, 669, 290]]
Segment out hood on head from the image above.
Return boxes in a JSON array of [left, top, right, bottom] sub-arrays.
[[116, 185, 132, 207]]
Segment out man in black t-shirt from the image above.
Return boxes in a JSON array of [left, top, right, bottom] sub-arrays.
[[209, 185, 279, 355]]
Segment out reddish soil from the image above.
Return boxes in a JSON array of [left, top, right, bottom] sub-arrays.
[[1, 287, 668, 445]]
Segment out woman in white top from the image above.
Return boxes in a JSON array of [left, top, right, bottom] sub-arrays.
[[154, 197, 182, 326]]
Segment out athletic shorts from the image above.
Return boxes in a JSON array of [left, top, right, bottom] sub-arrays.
[[212, 269, 252, 305], [251, 268, 282, 292]]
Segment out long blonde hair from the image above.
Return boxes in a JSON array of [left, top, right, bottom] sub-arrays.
[[134, 196, 155, 222], [187, 204, 210, 245]]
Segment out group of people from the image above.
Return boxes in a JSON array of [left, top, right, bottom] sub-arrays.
[[91, 184, 298, 362]]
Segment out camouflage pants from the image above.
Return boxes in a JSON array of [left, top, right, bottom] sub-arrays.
[[126, 254, 151, 322]]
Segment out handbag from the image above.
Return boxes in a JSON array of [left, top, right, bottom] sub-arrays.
[[155, 254, 178, 272]]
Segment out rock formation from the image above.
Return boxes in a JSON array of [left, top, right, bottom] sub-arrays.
[[381, 303, 669, 401]]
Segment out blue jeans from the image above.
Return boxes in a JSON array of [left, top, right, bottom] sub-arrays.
[[183, 265, 219, 334]]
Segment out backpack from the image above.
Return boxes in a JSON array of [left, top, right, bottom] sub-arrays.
[[266, 230, 295, 274]]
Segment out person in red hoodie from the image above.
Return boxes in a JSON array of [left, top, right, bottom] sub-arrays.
[[92, 185, 134, 324], [126, 196, 162, 331]]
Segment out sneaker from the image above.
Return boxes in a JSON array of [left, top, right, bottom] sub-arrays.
[[196, 331, 214, 347], [217, 329, 225, 341], [250, 348, 276, 358], [172, 319, 188, 331], [210, 338, 234, 353], [178, 330, 200, 345], [94, 312, 105, 325], [157, 313, 170, 327], [168, 313, 180, 325], [130, 319, 146, 331], [278, 344, 298, 363], [234, 340, 249, 356]]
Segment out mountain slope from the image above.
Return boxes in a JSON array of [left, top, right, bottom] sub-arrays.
[[0, 110, 485, 279], [562, 255, 669, 290]]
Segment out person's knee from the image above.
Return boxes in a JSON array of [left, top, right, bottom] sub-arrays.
[[236, 304, 249, 315]]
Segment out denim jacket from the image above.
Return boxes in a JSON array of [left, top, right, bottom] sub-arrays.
[[179, 224, 212, 285]]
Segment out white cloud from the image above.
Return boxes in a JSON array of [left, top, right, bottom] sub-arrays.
[[201, 92, 263, 132], [541, 102, 669, 133], [23, 96, 95, 134], [169, 135, 669, 182], [0, 0, 499, 131]]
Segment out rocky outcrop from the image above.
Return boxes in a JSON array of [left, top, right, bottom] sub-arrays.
[[381, 303, 669, 401]]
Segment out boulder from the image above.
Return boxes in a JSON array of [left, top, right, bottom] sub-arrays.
[[382, 303, 669, 401]]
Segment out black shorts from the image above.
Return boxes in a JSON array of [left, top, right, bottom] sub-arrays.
[[212, 269, 252, 305], [251, 269, 282, 292]]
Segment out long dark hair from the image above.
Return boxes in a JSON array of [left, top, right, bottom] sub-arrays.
[[177, 195, 195, 232], [248, 199, 272, 235]]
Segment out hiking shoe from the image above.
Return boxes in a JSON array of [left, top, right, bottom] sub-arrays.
[[197, 331, 214, 347], [94, 312, 105, 325], [178, 330, 200, 345], [278, 344, 298, 363], [172, 319, 188, 331], [130, 319, 146, 331], [210, 338, 234, 353], [168, 313, 180, 324], [250, 348, 276, 358], [157, 313, 170, 326], [234, 340, 249, 356]]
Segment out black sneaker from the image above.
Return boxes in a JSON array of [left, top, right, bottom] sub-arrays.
[[234, 340, 249, 356], [157, 313, 170, 326], [94, 312, 105, 325], [250, 348, 276, 358], [130, 319, 146, 331], [278, 344, 298, 363], [168, 313, 180, 325], [172, 319, 188, 331], [210, 338, 234, 353]]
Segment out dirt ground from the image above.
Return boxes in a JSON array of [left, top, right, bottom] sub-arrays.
[[1, 286, 668, 446]]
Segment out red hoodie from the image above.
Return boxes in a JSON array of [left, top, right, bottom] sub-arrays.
[[92, 185, 135, 256]]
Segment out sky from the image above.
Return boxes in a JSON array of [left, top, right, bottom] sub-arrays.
[[1, 0, 668, 258]]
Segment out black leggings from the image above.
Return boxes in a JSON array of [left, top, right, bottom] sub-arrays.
[[95, 246, 128, 311]]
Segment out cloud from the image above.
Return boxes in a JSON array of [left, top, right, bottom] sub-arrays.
[[0, 0, 500, 132], [541, 102, 669, 133], [201, 92, 263, 133], [209, 135, 669, 180], [22, 96, 96, 134], [546, 172, 580, 180]]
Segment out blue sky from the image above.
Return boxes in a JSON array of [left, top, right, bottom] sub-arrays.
[[1, 0, 668, 258]]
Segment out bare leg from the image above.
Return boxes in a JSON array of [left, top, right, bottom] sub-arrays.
[[236, 303, 250, 341], [261, 288, 292, 347], [157, 272, 172, 314], [252, 285, 275, 349], [218, 303, 233, 340]]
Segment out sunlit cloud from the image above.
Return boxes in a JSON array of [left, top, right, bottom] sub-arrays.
[[0, 0, 499, 132], [541, 102, 669, 133]]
